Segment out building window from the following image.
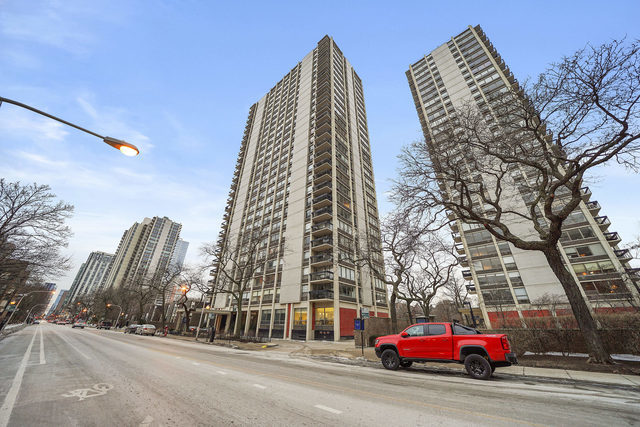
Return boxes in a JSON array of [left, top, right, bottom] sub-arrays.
[[293, 308, 307, 327], [314, 306, 334, 326]]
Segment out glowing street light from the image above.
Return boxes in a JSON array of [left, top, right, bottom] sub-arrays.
[[0, 290, 55, 331], [0, 96, 140, 156], [106, 304, 123, 329]]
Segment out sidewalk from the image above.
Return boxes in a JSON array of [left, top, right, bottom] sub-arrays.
[[161, 334, 640, 387]]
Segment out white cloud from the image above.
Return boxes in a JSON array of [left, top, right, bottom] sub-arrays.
[[0, 107, 69, 141]]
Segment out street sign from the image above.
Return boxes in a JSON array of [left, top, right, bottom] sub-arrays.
[[360, 308, 370, 319], [354, 318, 364, 331]]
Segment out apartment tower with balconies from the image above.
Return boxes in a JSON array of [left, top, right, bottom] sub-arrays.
[[406, 25, 640, 328], [212, 36, 389, 341]]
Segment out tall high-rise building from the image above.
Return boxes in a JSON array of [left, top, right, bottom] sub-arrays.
[[65, 251, 114, 304], [48, 289, 68, 316], [212, 36, 389, 341], [169, 239, 189, 269], [406, 25, 640, 327], [101, 216, 182, 290]]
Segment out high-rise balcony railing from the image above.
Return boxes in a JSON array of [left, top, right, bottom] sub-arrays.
[[452, 232, 462, 243], [465, 284, 476, 294], [311, 236, 333, 250], [580, 186, 592, 202], [311, 221, 333, 236], [313, 206, 332, 222], [586, 200, 601, 215], [313, 181, 332, 195], [455, 243, 465, 255], [312, 193, 332, 208], [459, 256, 468, 267], [309, 289, 334, 300], [315, 148, 332, 162], [614, 249, 632, 263], [462, 270, 473, 280], [310, 252, 333, 266], [594, 216, 611, 230], [314, 159, 332, 173], [604, 231, 621, 245], [309, 271, 334, 283], [314, 170, 331, 184]]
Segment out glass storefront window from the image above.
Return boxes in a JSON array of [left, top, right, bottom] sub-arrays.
[[293, 308, 307, 326], [314, 306, 334, 326]]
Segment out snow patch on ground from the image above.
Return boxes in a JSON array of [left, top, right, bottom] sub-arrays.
[[523, 351, 640, 362]]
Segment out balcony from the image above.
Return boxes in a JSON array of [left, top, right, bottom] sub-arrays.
[[586, 200, 601, 216], [313, 193, 332, 208], [604, 231, 621, 246], [310, 252, 333, 267], [313, 206, 332, 222], [580, 186, 592, 202], [311, 221, 333, 236], [309, 289, 334, 300], [310, 271, 334, 284], [314, 170, 332, 184], [315, 148, 332, 162], [311, 236, 333, 251], [314, 159, 332, 173], [625, 268, 640, 280], [455, 243, 465, 255], [465, 284, 477, 294], [449, 221, 459, 232], [615, 249, 633, 263], [462, 270, 473, 281], [315, 136, 332, 151], [594, 216, 611, 231], [459, 256, 469, 267], [313, 181, 332, 195], [452, 232, 462, 243]]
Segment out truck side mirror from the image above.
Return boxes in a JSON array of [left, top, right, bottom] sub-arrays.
[[401, 332, 409, 338]]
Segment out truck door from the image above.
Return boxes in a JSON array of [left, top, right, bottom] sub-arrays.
[[397, 325, 427, 357], [420, 324, 453, 359]]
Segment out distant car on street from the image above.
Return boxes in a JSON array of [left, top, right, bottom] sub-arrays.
[[124, 324, 141, 334], [72, 322, 86, 329], [96, 321, 113, 330], [135, 324, 156, 336]]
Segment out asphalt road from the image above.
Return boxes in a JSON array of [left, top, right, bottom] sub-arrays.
[[0, 324, 639, 426]]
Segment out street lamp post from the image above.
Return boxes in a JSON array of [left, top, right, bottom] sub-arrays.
[[25, 304, 47, 323], [0, 290, 55, 331], [0, 96, 140, 156], [107, 304, 123, 329]]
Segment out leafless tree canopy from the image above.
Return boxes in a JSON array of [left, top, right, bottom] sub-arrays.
[[0, 179, 74, 282], [395, 39, 640, 363]]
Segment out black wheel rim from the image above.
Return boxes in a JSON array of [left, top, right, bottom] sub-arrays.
[[470, 360, 486, 376], [382, 353, 395, 368]]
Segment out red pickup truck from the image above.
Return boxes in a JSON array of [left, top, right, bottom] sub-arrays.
[[374, 322, 517, 380]]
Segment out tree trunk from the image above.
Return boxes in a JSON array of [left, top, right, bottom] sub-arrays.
[[389, 291, 398, 333], [543, 246, 612, 364], [233, 298, 243, 336], [406, 302, 413, 325]]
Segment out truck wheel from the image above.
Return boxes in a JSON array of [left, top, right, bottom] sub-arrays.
[[400, 361, 413, 368], [465, 354, 492, 380], [381, 349, 400, 371]]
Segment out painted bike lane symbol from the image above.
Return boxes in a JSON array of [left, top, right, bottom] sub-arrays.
[[62, 383, 113, 401]]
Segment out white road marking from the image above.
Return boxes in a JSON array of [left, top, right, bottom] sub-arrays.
[[39, 326, 46, 365], [192, 362, 200, 366], [314, 404, 343, 415], [0, 327, 38, 427], [253, 384, 267, 389], [217, 370, 227, 375], [53, 330, 91, 359], [175, 356, 182, 359], [139, 415, 153, 426], [61, 383, 113, 401]]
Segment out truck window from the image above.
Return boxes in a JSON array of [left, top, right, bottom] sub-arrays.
[[404, 325, 426, 337], [427, 324, 446, 336], [452, 324, 479, 335]]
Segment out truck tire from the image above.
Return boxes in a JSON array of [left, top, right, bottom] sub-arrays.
[[381, 349, 400, 370], [400, 361, 413, 368], [464, 354, 492, 380]]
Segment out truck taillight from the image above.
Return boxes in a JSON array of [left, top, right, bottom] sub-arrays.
[[501, 336, 510, 351]]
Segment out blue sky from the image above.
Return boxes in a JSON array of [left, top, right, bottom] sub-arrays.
[[1, 0, 639, 290]]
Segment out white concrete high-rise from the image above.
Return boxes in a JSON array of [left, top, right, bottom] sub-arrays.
[[406, 25, 640, 327], [212, 36, 389, 340], [101, 216, 182, 290], [65, 251, 114, 303]]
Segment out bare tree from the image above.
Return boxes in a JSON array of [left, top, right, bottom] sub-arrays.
[[0, 180, 73, 281], [356, 211, 424, 333], [201, 229, 268, 336], [148, 264, 184, 331], [396, 39, 640, 363], [398, 233, 459, 320]]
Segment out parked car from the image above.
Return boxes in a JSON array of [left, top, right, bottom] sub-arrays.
[[72, 322, 86, 329], [96, 321, 112, 330], [374, 322, 517, 380], [124, 324, 140, 334], [135, 324, 156, 336]]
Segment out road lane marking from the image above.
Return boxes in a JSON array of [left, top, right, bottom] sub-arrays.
[[253, 384, 267, 389], [61, 383, 113, 401], [217, 371, 227, 375], [39, 326, 46, 365], [0, 327, 37, 427], [192, 362, 200, 366], [53, 330, 91, 359], [314, 404, 342, 414]]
